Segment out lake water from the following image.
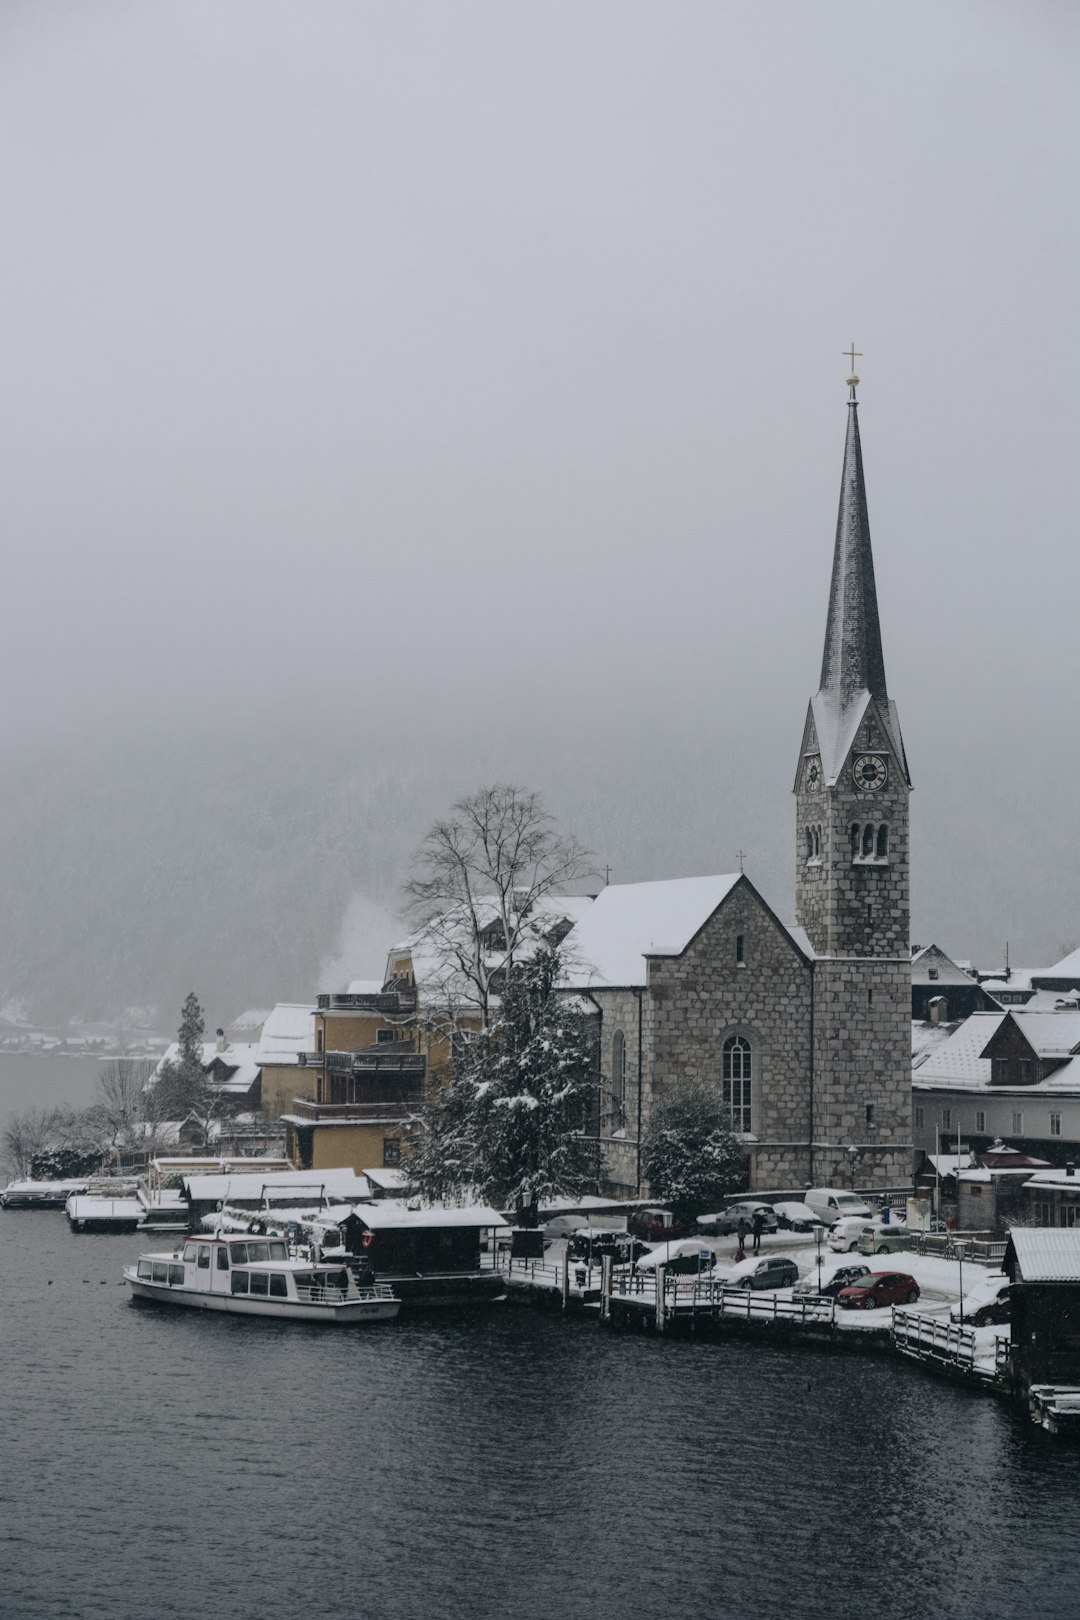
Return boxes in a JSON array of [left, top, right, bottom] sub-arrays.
[[3, 1213, 1080, 1619]]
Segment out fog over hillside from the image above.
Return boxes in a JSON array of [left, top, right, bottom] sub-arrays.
[[1, 3, 1077, 1025], [0, 699, 1074, 1029]]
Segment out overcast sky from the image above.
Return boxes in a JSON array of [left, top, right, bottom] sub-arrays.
[[1, 1, 1078, 977]]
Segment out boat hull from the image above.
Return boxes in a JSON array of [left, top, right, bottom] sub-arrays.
[[123, 1270, 399, 1324]]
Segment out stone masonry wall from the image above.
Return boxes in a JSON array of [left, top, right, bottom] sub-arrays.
[[812, 956, 912, 1189], [643, 880, 815, 1194], [590, 987, 643, 1195]]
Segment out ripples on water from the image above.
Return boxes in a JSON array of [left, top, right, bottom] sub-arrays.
[[2, 1215, 1079, 1620]]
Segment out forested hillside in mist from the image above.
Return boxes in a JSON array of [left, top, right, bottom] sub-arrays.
[[0, 719, 1069, 1029]]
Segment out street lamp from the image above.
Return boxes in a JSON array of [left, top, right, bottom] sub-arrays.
[[813, 1222, 826, 1293], [847, 1144, 859, 1191]]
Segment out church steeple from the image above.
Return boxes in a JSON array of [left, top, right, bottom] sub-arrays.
[[818, 388, 888, 713], [802, 372, 909, 789], [794, 364, 911, 961]]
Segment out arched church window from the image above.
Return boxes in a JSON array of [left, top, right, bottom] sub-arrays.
[[861, 824, 875, 858], [805, 828, 814, 863], [722, 1034, 753, 1133], [611, 1030, 626, 1128], [876, 824, 889, 859], [813, 826, 822, 857], [851, 823, 860, 860]]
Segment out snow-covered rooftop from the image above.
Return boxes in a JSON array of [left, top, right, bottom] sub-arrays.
[[562, 875, 742, 988], [182, 1168, 373, 1203], [342, 1199, 508, 1231], [1007, 1228, 1080, 1283], [911, 1013, 1005, 1088], [996, 1009, 1080, 1059], [1034, 946, 1080, 982], [255, 1004, 317, 1066], [911, 1019, 964, 1069], [911, 945, 980, 987], [390, 895, 596, 1003]]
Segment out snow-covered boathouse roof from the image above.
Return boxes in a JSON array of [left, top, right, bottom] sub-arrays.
[[182, 1168, 373, 1206], [338, 1200, 508, 1232], [1005, 1228, 1080, 1285]]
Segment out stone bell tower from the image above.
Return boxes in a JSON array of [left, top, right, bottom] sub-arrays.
[[794, 363, 912, 1189]]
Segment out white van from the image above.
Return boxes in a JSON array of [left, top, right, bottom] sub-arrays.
[[804, 1188, 875, 1227]]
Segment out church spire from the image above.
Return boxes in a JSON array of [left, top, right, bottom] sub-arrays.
[[818, 373, 888, 710]]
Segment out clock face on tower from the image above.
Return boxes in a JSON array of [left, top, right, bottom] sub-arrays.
[[852, 753, 888, 792], [803, 756, 822, 793]]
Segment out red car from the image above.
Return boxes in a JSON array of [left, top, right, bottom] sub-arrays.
[[836, 1271, 920, 1310], [627, 1207, 687, 1242]]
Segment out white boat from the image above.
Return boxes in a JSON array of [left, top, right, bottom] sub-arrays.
[[1, 1178, 90, 1209], [123, 1233, 401, 1324]]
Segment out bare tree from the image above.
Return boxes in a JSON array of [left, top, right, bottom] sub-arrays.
[[95, 1058, 154, 1147], [404, 784, 591, 1028], [1, 1107, 59, 1179]]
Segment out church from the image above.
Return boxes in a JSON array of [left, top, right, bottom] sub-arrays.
[[563, 377, 913, 1198]]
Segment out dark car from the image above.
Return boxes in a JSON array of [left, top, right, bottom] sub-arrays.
[[627, 1208, 687, 1241], [793, 1263, 872, 1299], [696, 1201, 779, 1237], [715, 1255, 799, 1291], [837, 1271, 920, 1310], [567, 1230, 650, 1264]]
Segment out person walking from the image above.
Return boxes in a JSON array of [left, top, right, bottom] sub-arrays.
[[736, 1217, 749, 1262], [751, 1209, 765, 1253]]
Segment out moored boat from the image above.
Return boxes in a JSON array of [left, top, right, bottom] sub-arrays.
[[123, 1233, 400, 1324], [1, 1178, 90, 1209]]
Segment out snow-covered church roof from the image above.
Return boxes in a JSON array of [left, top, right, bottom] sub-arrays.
[[561, 875, 742, 988]]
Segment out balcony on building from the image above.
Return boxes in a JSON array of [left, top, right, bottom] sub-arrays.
[[291, 1042, 426, 1119]]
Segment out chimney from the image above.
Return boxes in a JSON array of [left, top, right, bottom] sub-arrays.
[[216, 1027, 226, 1054]]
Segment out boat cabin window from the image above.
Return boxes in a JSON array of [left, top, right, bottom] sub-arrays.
[[315, 1270, 350, 1292], [183, 1243, 199, 1263], [230, 1244, 249, 1263], [231, 1271, 249, 1295], [197, 1245, 211, 1270], [216, 1246, 229, 1270], [169, 1264, 185, 1285], [249, 1272, 270, 1297], [245, 1242, 269, 1262], [268, 1241, 288, 1261], [151, 1261, 170, 1283], [137, 1260, 154, 1279], [269, 1274, 288, 1298]]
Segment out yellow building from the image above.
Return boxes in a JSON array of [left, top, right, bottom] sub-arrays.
[[282, 984, 426, 1177], [254, 1003, 318, 1119]]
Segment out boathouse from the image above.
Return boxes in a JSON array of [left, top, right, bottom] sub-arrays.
[[331, 1200, 508, 1302], [1003, 1229, 1080, 1396]]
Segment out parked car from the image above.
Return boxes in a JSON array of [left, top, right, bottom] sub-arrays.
[[772, 1200, 820, 1232], [856, 1223, 914, 1257], [836, 1271, 920, 1310], [710, 1254, 799, 1291], [695, 1201, 778, 1237], [949, 1273, 1011, 1326], [804, 1188, 875, 1227], [633, 1239, 717, 1275], [793, 1263, 872, 1299], [567, 1229, 650, 1264], [828, 1216, 878, 1253], [628, 1207, 687, 1241]]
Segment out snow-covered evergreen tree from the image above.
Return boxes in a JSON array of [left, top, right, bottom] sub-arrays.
[[406, 945, 598, 1224], [640, 1079, 747, 1222]]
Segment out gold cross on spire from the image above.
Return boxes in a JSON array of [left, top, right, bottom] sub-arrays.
[[844, 342, 862, 395]]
